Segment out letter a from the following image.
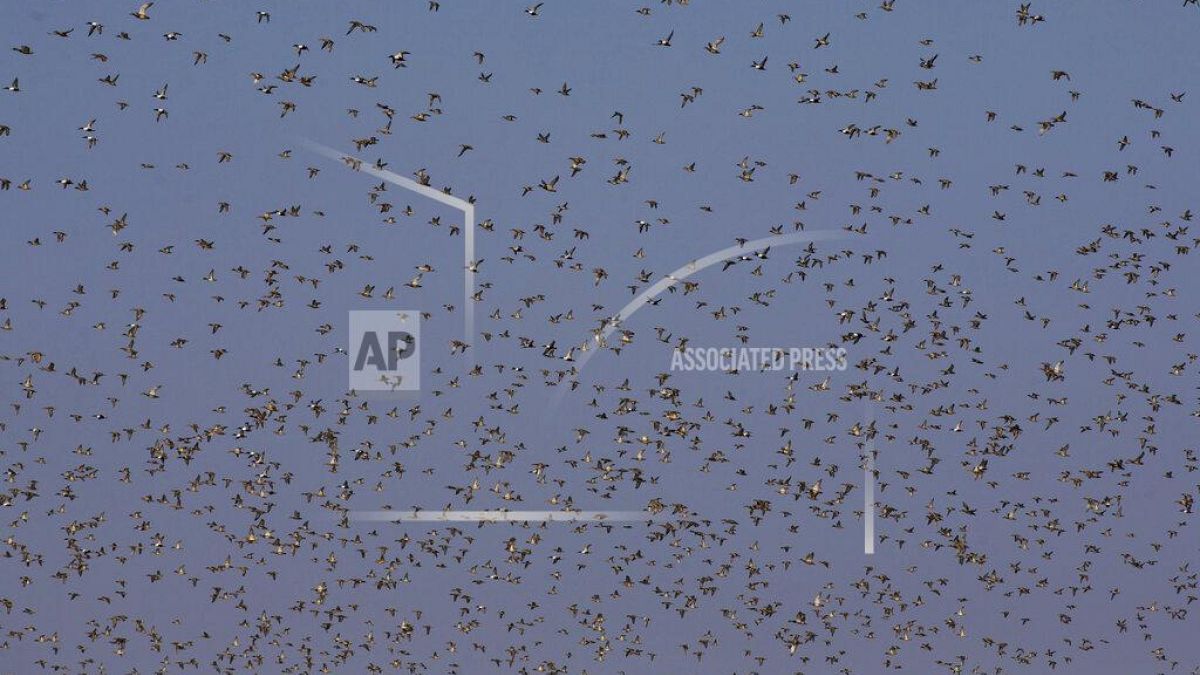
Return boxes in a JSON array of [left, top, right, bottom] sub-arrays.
[[354, 332, 388, 370]]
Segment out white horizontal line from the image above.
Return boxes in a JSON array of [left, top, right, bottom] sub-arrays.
[[351, 510, 658, 522]]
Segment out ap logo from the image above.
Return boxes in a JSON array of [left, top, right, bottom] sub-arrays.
[[349, 311, 420, 391]]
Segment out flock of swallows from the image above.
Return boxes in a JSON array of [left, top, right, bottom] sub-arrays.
[[1, 1, 1199, 673]]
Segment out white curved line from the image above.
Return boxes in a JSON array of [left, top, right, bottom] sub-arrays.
[[559, 230, 845, 387]]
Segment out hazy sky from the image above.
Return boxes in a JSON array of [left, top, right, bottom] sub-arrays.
[[2, 2, 1199, 673]]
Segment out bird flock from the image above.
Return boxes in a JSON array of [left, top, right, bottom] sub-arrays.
[[1, 2, 1199, 673]]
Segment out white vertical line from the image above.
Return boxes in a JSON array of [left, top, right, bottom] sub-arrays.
[[864, 447, 875, 555], [864, 402, 876, 555], [464, 203, 475, 366]]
